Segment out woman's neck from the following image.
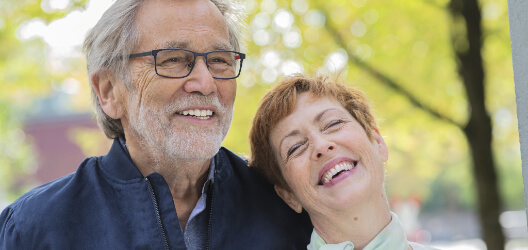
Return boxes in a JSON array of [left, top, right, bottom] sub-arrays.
[[310, 193, 392, 249]]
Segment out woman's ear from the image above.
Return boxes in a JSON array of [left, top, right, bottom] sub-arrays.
[[274, 185, 303, 213], [91, 70, 125, 119], [372, 126, 389, 162]]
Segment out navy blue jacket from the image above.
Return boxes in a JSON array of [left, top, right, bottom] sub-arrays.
[[0, 139, 312, 249]]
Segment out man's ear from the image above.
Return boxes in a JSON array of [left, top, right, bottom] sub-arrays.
[[372, 126, 389, 162], [274, 185, 303, 213], [91, 70, 124, 119]]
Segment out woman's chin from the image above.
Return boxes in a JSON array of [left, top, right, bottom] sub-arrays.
[[318, 178, 373, 211]]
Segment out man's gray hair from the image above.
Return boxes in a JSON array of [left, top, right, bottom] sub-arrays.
[[83, 0, 246, 139]]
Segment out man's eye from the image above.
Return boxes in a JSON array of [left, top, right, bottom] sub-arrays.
[[209, 57, 233, 66], [160, 57, 184, 65], [209, 57, 227, 63]]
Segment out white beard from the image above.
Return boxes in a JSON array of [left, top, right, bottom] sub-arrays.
[[127, 94, 233, 162]]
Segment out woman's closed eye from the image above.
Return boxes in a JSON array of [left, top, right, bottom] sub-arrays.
[[286, 140, 307, 160], [287, 144, 301, 157], [324, 119, 345, 131]]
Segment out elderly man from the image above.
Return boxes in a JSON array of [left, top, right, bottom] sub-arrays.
[[0, 0, 312, 249]]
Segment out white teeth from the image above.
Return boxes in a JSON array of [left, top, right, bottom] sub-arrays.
[[324, 176, 331, 185], [321, 162, 355, 185], [178, 109, 214, 119]]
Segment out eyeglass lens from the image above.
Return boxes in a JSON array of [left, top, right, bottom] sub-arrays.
[[155, 50, 242, 78]]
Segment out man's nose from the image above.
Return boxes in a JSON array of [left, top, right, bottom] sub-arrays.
[[183, 57, 216, 96]]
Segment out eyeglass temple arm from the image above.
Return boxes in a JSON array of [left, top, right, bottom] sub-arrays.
[[129, 51, 154, 59]]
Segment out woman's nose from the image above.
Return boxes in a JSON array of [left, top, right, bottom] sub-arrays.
[[312, 136, 336, 160]]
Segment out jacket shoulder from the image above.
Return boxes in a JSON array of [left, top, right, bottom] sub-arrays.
[[217, 147, 265, 183], [0, 156, 100, 248], [214, 147, 313, 249], [9, 156, 99, 209]]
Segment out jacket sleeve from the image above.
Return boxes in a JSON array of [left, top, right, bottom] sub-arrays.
[[0, 206, 25, 250]]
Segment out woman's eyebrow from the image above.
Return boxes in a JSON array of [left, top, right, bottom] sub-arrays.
[[314, 108, 340, 123]]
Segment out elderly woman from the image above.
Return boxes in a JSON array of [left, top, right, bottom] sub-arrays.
[[249, 74, 436, 250]]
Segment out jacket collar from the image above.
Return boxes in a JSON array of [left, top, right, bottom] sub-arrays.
[[100, 138, 233, 182], [100, 138, 145, 181]]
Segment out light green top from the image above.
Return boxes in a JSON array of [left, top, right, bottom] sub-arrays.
[[307, 212, 436, 250]]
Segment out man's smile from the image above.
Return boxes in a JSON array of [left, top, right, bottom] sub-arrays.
[[177, 109, 214, 119]]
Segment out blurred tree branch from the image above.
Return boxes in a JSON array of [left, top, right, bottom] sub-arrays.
[[315, 4, 462, 128]]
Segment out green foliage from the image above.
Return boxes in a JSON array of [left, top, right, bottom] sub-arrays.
[[0, 101, 36, 201], [0, 0, 88, 201], [223, 0, 519, 212]]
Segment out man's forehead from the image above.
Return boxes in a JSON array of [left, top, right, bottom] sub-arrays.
[[135, 0, 223, 25], [133, 0, 231, 52]]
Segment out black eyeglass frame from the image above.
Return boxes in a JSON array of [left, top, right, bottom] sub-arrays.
[[128, 48, 246, 80]]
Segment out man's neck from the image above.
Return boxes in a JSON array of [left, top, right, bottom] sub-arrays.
[[125, 137, 213, 231], [167, 159, 211, 231]]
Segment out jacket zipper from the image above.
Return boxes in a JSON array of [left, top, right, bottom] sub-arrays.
[[206, 169, 217, 250], [146, 177, 170, 250]]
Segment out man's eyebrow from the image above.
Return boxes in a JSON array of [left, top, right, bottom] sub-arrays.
[[279, 130, 300, 159], [164, 41, 190, 49], [162, 41, 232, 51], [212, 42, 233, 51]]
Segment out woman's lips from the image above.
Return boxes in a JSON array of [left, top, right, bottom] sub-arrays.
[[321, 166, 357, 187], [318, 158, 358, 185]]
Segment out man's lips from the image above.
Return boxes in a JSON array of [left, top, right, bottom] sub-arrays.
[[318, 158, 358, 185]]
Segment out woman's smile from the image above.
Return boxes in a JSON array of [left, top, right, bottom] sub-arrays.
[[318, 158, 358, 186]]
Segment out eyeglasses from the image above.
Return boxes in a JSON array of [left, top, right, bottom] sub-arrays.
[[129, 49, 246, 79]]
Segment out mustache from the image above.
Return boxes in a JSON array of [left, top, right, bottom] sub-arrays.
[[160, 94, 226, 114]]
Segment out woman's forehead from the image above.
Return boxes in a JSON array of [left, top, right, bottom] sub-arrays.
[[292, 92, 345, 112], [273, 94, 349, 134]]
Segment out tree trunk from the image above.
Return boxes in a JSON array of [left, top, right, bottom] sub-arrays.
[[448, 0, 505, 249]]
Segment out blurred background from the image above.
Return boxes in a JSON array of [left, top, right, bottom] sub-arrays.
[[0, 0, 525, 249]]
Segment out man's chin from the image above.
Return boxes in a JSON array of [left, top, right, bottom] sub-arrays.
[[163, 131, 225, 160]]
